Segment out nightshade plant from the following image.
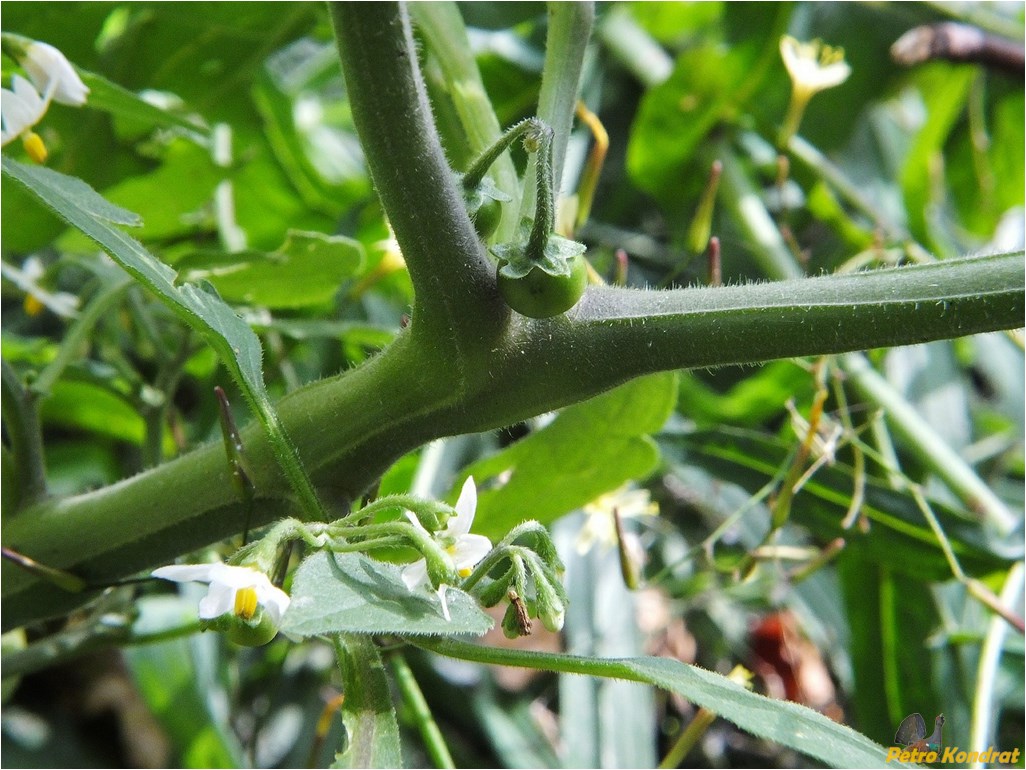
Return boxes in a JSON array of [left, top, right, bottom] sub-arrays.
[[1, 2, 1023, 768]]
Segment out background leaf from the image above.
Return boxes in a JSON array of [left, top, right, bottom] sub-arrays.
[[178, 230, 364, 309], [466, 372, 678, 540], [417, 637, 915, 769], [2, 157, 269, 402], [331, 635, 403, 770]]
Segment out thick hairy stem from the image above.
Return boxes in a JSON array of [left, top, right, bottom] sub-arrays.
[[329, 2, 506, 352], [4, 251, 1020, 630]]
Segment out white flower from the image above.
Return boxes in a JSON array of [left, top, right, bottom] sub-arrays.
[[577, 484, 658, 555], [1, 40, 88, 158], [0, 257, 80, 317], [779, 36, 851, 98], [21, 41, 89, 106], [1, 75, 48, 148], [401, 476, 492, 621], [151, 562, 290, 627]]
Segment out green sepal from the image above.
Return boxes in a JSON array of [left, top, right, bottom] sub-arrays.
[[422, 548, 460, 590], [462, 175, 512, 214], [492, 232, 586, 279], [202, 608, 279, 647]]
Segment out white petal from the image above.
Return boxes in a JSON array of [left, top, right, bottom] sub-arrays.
[[453, 534, 491, 570], [36, 290, 80, 318], [448, 476, 477, 537], [1, 77, 46, 139], [780, 37, 799, 73], [23, 41, 89, 106], [435, 584, 452, 622], [404, 510, 430, 535], [206, 563, 266, 589], [198, 582, 236, 619], [814, 61, 851, 90], [257, 583, 291, 625], [401, 559, 429, 591], [22, 257, 45, 281], [152, 563, 219, 583], [11, 75, 45, 111]]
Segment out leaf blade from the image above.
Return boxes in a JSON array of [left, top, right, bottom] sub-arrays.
[[282, 551, 493, 638]]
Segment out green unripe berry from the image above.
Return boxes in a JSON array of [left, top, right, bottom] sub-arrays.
[[473, 197, 503, 240], [497, 255, 588, 319], [224, 610, 279, 647]]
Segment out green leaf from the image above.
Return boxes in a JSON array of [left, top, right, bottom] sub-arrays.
[[4, 156, 326, 516], [677, 361, 815, 427], [4, 161, 141, 227], [39, 380, 152, 447], [331, 635, 403, 769], [78, 69, 210, 136], [416, 637, 913, 769], [625, 8, 782, 207], [465, 372, 678, 540], [281, 551, 493, 637], [55, 139, 223, 247], [839, 558, 942, 745], [3, 155, 267, 416], [178, 230, 364, 308], [900, 64, 976, 252]]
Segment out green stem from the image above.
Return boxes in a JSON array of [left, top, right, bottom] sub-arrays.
[[387, 651, 455, 769], [1, 359, 47, 509], [659, 707, 716, 768], [328, 2, 505, 348], [410, 2, 521, 240], [341, 493, 450, 528], [526, 124, 556, 259], [461, 118, 540, 193], [777, 92, 809, 149], [333, 634, 404, 768], [842, 352, 1016, 535], [4, 251, 1022, 630], [2, 616, 202, 679], [519, 2, 594, 221]]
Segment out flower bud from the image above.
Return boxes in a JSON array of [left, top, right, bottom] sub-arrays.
[[533, 571, 566, 633], [422, 546, 459, 590]]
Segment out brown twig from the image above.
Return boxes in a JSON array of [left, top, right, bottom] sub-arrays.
[[891, 22, 1025, 76]]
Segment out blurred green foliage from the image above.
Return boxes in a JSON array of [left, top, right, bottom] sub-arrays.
[[2, 2, 1022, 768]]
